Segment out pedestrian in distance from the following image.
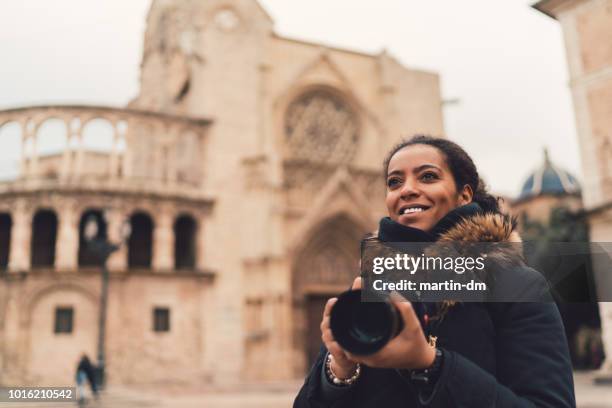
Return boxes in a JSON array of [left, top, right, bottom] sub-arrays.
[[76, 354, 98, 404]]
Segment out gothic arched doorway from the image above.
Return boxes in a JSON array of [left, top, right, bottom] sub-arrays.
[[291, 214, 368, 374]]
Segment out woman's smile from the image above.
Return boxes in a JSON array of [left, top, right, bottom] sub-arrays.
[[398, 204, 431, 222]]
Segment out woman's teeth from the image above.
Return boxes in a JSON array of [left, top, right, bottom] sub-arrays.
[[402, 207, 424, 214]]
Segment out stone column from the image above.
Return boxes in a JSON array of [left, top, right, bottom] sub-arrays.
[[109, 122, 121, 179], [8, 200, 31, 272], [55, 204, 79, 271], [153, 210, 174, 272], [27, 123, 39, 179], [73, 121, 84, 178], [106, 209, 128, 272], [59, 117, 72, 182], [121, 122, 132, 179], [18, 121, 27, 178]]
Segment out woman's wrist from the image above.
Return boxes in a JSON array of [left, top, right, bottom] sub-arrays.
[[330, 356, 358, 379], [326, 354, 360, 386], [398, 344, 436, 370], [416, 345, 437, 370]]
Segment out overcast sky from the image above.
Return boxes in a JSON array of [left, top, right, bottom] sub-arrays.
[[0, 0, 580, 197]]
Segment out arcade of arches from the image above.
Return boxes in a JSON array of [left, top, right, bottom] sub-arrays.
[[1, 205, 200, 273]]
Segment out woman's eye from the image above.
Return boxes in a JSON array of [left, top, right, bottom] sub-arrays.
[[420, 172, 439, 181], [387, 178, 401, 188]]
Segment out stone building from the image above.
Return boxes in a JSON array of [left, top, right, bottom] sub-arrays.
[[533, 0, 612, 373], [0, 0, 445, 386]]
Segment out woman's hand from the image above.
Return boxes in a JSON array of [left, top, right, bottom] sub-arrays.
[[320, 277, 362, 379], [346, 292, 436, 370]]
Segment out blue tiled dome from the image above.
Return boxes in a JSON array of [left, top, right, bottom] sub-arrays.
[[519, 149, 580, 200]]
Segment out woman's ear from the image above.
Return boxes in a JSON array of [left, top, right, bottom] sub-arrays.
[[458, 184, 474, 206]]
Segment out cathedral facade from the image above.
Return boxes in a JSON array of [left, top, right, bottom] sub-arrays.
[[0, 0, 444, 386]]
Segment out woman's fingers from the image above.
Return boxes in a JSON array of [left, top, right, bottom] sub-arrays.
[[321, 327, 334, 344], [351, 276, 362, 290], [323, 297, 337, 318], [320, 298, 336, 332], [389, 291, 422, 332], [322, 329, 352, 362], [345, 351, 367, 365]]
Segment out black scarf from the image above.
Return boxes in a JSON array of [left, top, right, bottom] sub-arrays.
[[377, 202, 483, 243]]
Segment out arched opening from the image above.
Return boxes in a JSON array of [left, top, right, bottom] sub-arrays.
[[174, 214, 196, 270], [290, 214, 367, 375], [36, 119, 68, 179], [128, 212, 153, 268], [31, 210, 58, 268], [82, 118, 114, 153], [0, 213, 12, 271], [36, 118, 68, 157], [78, 209, 108, 267]]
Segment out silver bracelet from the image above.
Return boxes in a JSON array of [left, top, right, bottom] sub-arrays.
[[325, 353, 361, 386]]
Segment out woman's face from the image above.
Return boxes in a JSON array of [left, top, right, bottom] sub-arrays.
[[385, 144, 473, 232]]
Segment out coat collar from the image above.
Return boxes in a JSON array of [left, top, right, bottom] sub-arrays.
[[374, 204, 524, 267], [377, 202, 502, 243]]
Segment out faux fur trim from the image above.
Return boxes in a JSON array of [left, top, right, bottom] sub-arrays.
[[431, 212, 525, 271], [437, 212, 521, 244]]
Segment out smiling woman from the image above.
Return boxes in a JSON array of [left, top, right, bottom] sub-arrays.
[[294, 135, 575, 407], [385, 144, 472, 232]]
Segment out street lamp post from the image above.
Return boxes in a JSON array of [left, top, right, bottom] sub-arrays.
[[83, 213, 130, 389]]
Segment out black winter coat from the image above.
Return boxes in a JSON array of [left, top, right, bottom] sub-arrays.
[[294, 206, 576, 407]]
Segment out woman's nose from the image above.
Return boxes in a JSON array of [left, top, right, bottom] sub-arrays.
[[400, 178, 420, 198]]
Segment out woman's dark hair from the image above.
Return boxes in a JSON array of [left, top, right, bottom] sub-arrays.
[[383, 135, 501, 213]]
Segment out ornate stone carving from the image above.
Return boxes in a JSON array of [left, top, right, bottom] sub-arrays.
[[284, 91, 359, 164]]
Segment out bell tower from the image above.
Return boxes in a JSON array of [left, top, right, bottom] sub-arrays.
[[133, 0, 273, 121], [131, 0, 277, 384]]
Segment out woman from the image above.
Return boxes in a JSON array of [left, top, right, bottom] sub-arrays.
[[294, 136, 575, 407]]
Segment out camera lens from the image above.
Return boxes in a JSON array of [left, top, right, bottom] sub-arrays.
[[330, 289, 403, 355]]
